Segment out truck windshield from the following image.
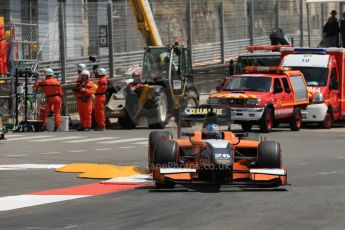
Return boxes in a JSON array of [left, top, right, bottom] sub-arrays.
[[224, 76, 272, 92], [289, 67, 328, 86], [236, 55, 281, 74]]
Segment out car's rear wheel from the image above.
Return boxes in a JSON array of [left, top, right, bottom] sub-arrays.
[[257, 141, 281, 168], [319, 111, 333, 129], [290, 107, 302, 131], [260, 108, 273, 133], [241, 123, 252, 132]]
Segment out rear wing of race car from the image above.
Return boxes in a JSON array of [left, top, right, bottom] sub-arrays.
[[180, 105, 231, 122]]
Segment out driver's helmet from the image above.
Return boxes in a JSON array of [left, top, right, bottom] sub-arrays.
[[203, 123, 222, 139]]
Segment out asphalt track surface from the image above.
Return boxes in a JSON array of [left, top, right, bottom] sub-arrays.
[[1, 123, 345, 230]]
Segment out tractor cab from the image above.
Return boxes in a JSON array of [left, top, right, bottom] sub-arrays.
[[142, 45, 193, 97]]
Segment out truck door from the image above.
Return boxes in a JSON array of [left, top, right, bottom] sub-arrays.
[[273, 78, 286, 119], [328, 67, 340, 119], [169, 46, 189, 97], [281, 76, 295, 118]]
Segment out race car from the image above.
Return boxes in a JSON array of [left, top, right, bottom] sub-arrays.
[[148, 106, 287, 188]]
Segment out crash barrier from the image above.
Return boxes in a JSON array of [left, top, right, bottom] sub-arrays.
[[38, 50, 144, 82]]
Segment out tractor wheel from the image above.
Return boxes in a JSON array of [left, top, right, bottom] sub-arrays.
[[181, 96, 198, 127], [319, 111, 333, 129], [148, 131, 173, 169], [148, 91, 169, 129], [257, 141, 281, 168], [118, 110, 136, 129], [290, 107, 302, 131], [241, 123, 252, 132], [259, 108, 273, 133]]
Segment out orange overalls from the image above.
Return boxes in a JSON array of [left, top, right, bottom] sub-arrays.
[[75, 80, 94, 129], [0, 21, 7, 76], [94, 75, 108, 128], [35, 77, 63, 128]]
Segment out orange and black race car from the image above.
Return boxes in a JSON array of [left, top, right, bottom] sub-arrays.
[[148, 106, 287, 188]]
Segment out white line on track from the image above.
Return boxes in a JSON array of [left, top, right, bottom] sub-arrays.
[[337, 156, 345, 159], [39, 152, 60, 155], [5, 134, 24, 138], [68, 150, 88, 153], [133, 141, 149, 145], [6, 154, 28, 157], [64, 137, 117, 143], [29, 136, 85, 142], [119, 146, 135, 149], [99, 137, 148, 144], [0, 164, 65, 170], [318, 171, 337, 175], [94, 148, 112, 151], [6, 135, 54, 141]]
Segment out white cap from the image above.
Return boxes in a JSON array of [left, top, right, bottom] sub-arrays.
[[81, 70, 90, 77], [45, 68, 54, 76], [97, 68, 107, 76], [77, 63, 87, 72]]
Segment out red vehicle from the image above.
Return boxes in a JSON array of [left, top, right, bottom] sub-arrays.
[[281, 47, 345, 128], [218, 45, 289, 91], [209, 66, 309, 133]]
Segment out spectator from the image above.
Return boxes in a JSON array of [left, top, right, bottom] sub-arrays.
[[340, 12, 345, 48], [323, 10, 340, 47]]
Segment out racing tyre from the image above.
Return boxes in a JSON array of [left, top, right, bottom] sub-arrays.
[[259, 108, 273, 133], [241, 123, 252, 132], [153, 139, 178, 166], [118, 110, 137, 129], [289, 107, 302, 131], [241, 132, 263, 142], [148, 91, 169, 129], [257, 141, 281, 168], [319, 111, 333, 129], [148, 131, 173, 169]]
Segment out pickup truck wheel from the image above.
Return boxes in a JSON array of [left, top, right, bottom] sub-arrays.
[[148, 131, 173, 169], [257, 141, 282, 168], [319, 111, 333, 129], [290, 107, 302, 131], [118, 111, 137, 129], [148, 91, 169, 129], [259, 108, 273, 133], [241, 123, 252, 132]]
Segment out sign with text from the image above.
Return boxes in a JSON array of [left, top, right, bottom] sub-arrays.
[[99, 25, 108, 47]]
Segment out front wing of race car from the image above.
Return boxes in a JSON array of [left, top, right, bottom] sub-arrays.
[[153, 166, 287, 187]]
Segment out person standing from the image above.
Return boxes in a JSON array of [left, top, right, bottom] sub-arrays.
[[34, 68, 63, 131], [73, 70, 94, 131], [340, 12, 345, 48], [94, 68, 108, 131], [323, 10, 340, 47]]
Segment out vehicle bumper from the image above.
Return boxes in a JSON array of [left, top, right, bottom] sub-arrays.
[[231, 107, 264, 121], [301, 103, 328, 122]]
